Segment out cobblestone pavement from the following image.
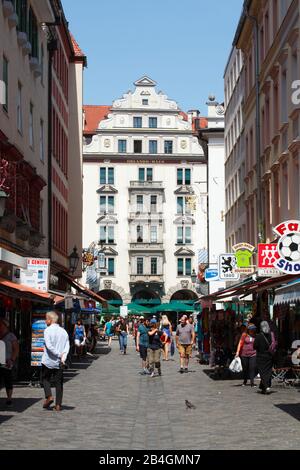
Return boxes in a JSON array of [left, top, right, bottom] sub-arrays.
[[0, 337, 300, 450]]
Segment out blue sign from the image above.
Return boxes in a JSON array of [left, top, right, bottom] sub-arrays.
[[205, 269, 219, 282]]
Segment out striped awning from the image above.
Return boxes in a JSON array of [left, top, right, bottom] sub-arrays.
[[274, 280, 300, 306]]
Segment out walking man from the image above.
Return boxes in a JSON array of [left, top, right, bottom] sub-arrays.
[[176, 315, 195, 374], [0, 319, 19, 406], [148, 319, 166, 377], [41, 312, 70, 411]]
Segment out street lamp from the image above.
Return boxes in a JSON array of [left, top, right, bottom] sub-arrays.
[[68, 246, 79, 275], [0, 191, 8, 217], [191, 269, 197, 285]]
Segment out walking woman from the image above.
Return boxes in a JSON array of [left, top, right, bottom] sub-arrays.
[[235, 323, 257, 387], [104, 317, 114, 347], [160, 315, 173, 361], [115, 317, 129, 355], [73, 319, 86, 358], [254, 321, 274, 394]]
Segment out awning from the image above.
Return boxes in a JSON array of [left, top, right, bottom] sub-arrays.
[[274, 280, 300, 306], [60, 273, 107, 308], [0, 277, 54, 304], [197, 274, 296, 304], [151, 302, 195, 313]]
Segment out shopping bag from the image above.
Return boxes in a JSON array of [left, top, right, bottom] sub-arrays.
[[229, 356, 243, 373], [171, 339, 175, 357]]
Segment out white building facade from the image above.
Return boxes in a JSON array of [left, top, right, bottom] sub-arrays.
[[82, 77, 207, 306], [224, 47, 246, 251]]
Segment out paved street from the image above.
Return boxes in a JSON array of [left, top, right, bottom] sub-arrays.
[[0, 338, 300, 450]]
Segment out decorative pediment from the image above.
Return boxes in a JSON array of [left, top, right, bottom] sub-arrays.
[[96, 185, 118, 194], [100, 246, 118, 256], [174, 216, 195, 225], [96, 215, 118, 225], [134, 76, 157, 87], [174, 186, 195, 195], [174, 248, 195, 257]]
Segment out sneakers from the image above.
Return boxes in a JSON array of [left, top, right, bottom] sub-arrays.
[[266, 387, 271, 394], [184, 368, 188, 374], [151, 371, 156, 377], [179, 368, 184, 374]]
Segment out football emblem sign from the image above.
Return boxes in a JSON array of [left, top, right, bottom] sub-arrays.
[[274, 221, 300, 274]]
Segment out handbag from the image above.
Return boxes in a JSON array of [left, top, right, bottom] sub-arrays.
[[263, 332, 277, 355], [171, 339, 175, 357]]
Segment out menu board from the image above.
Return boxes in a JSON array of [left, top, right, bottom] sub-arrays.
[[31, 312, 47, 367]]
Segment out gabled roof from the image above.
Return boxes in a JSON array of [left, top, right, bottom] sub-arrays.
[[83, 105, 111, 134]]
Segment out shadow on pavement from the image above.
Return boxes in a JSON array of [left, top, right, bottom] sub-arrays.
[[0, 415, 14, 425], [203, 368, 242, 381], [0, 398, 41, 413], [275, 404, 300, 421]]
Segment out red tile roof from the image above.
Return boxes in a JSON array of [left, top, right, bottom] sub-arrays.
[[83, 105, 111, 134], [70, 33, 87, 66]]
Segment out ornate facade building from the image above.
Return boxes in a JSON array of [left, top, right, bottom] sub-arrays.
[[83, 77, 207, 306]]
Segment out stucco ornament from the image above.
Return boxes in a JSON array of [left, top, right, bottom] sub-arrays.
[[181, 140, 187, 149], [104, 139, 111, 148]]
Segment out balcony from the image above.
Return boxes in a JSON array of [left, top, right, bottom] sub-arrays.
[[130, 274, 164, 283], [129, 181, 164, 190], [129, 212, 163, 221], [129, 243, 164, 252]]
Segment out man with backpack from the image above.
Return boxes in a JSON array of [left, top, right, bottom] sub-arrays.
[[147, 319, 167, 377]]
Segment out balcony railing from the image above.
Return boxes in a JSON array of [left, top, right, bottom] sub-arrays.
[[130, 274, 164, 283], [129, 243, 164, 251], [129, 212, 163, 220], [129, 181, 164, 189]]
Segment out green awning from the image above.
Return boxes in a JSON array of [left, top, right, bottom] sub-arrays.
[[151, 302, 195, 313], [125, 303, 152, 315]]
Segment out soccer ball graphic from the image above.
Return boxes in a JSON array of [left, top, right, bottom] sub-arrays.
[[278, 233, 300, 262]]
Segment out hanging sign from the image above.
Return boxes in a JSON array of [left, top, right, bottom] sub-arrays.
[[218, 254, 240, 280], [274, 220, 300, 274], [205, 268, 219, 282], [232, 243, 255, 275], [257, 244, 281, 277]]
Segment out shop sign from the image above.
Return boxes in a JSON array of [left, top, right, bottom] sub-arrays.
[[257, 244, 281, 277], [205, 268, 219, 282], [120, 306, 128, 318], [13, 258, 50, 292], [232, 243, 255, 275], [274, 221, 300, 274], [31, 312, 47, 367], [218, 254, 240, 280]]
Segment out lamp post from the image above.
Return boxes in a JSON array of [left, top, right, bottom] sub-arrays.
[[0, 190, 8, 217], [68, 246, 79, 275], [191, 269, 197, 285]]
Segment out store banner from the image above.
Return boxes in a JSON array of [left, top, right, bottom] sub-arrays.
[[257, 244, 281, 277], [218, 254, 240, 280], [31, 312, 47, 367], [232, 243, 255, 275], [13, 258, 50, 292], [273, 220, 300, 274]]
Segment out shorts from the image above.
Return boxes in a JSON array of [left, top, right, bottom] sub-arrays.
[[0, 368, 13, 391], [75, 338, 85, 347], [148, 348, 161, 365], [178, 344, 192, 358], [139, 345, 148, 361]]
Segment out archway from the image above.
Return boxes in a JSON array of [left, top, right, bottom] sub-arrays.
[[98, 289, 123, 306], [132, 287, 161, 307], [170, 289, 198, 303]]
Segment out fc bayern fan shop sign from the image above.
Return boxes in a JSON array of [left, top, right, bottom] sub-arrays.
[[274, 221, 300, 274]]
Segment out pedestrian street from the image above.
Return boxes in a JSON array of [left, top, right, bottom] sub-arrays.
[[0, 338, 300, 450]]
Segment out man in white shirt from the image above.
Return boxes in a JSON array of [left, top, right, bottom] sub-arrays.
[[41, 312, 70, 411]]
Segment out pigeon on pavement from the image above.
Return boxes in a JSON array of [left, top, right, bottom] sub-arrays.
[[185, 400, 196, 410]]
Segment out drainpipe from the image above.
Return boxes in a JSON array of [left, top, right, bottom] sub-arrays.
[[245, 6, 264, 244]]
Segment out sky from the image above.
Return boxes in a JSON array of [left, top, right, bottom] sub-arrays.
[[63, 0, 243, 113]]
